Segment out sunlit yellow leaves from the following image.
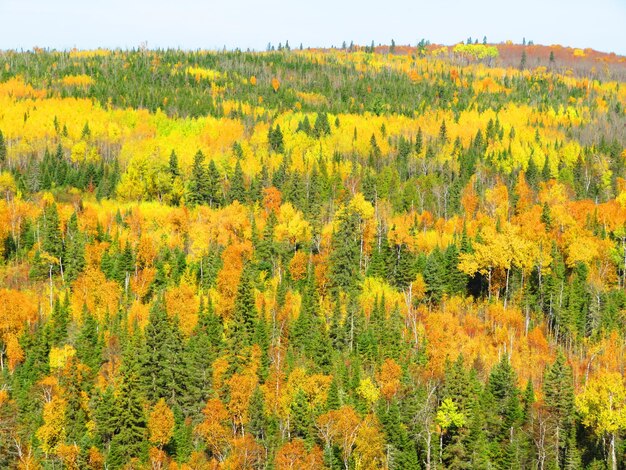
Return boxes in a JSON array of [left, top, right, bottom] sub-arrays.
[[149, 399, 175, 447], [165, 274, 199, 335], [484, 183, 509, 221], [275, 203, 311, 249], [453, 43, 499, 60], [37, 396, 66, 455], [296, 91, 327, 106], [436, 398, 466, 430], [60, 74, 94, 87], [360, 277, 404, 317], [0, 171, 17, 197], [185, 66, 225, 82], [576, 372, 626, 436], [49, 345, 76, 369], [71, 268, 121, 321], [357, 377, 380, 406], [354, 415, 386, 469], [0, 288, 37, 329], [0, 76, 45, 99], [562, 229, 603, 268]]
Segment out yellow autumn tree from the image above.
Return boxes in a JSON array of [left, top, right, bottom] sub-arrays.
[[576, 372, 626, 470]]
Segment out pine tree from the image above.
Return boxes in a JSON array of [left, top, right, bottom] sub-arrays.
[[255, 211, 277, 275], [329, 208, 362, 293], [185, 299, 222, 409], [424, 248, 446, 302], [289, 388, 314, 441], [207, 159, 222, 207], [543, 352, 576, 468], [169, 149, 180, 178], [253, 309, 270, 379], [229, 160, 247, 203], [171, 408, 193, 462], [268, 124, 285, 153], [93, 386, 117, 448], [378, 401, 419, 469], [248, 387, 267, 440], [75, 307, 103, 375], [42, 203, 63, 261], [227, 262, 258, 371], [108, 367, 148, 467], [484, 355, 523, 465], [367, 237, 390, 279], [444, 243, 467, 296], [415, 127, 423, 155], [439, 119, 448, 143], [313, 113, 331, 138], [526, 156, 539, 189], [62, 357, 90, 445], [187, 150, 209, 206], [142, 298, 185, 407], [0, 128, 6, 166], [391, 244, 415, 290], [64, 212, 86, 282], [48, 295, 70, 346], [330, 292, 347, 351]]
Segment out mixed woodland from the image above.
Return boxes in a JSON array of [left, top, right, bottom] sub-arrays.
[[0, 41, 626, 469]]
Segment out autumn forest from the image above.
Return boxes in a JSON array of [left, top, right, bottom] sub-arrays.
[[1, 41, 626, 469]]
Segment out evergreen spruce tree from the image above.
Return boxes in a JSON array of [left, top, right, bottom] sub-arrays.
[[0, 128, 6, 166], [48, 295, 70, 346], [392, 244, 415, 290], [185, 299, 222, 410], [207, 159, 222, 207], [187, 150, 209, 206], [171, 408, 194, 462], [329, 208, 362, 293], [227, 262, 258, 371], [253, 308, 270, 380], [543, 352, 576, 468], [313, 112, 331, 138], [62, 356, 90, 445], [64, 212, 86, 282], [42, 203, 63, 261], [229, 159, 247, 203], [248, 386, 268, 441], [289, 388, 314, 442], [142, 298, 185, 407], [444, 243, 468, 296], [169, 149, 180, 178], [75, 307, 103, 375], [108, 363, 148, 467], [330, 292, 347, 351], [484, 355, 523, 465], [424, 248, 446, 302], [93, 386, 117, 448], [268, 124, 285, 153], [378, 400, 419, 469], [367, 237, 390, 279]]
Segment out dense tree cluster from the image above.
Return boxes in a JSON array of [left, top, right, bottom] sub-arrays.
[[0, 44, 625, 469]]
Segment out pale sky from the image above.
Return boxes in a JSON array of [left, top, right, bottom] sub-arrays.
[[1, 0, 625, 55]]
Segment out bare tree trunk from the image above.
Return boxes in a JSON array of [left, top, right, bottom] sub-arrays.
[[49, 265, 54, 310], [504, 267, 510, 309], [610, 432, 617, 470]]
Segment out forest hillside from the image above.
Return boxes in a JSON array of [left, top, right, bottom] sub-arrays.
[[0, 42, 626, 469]]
